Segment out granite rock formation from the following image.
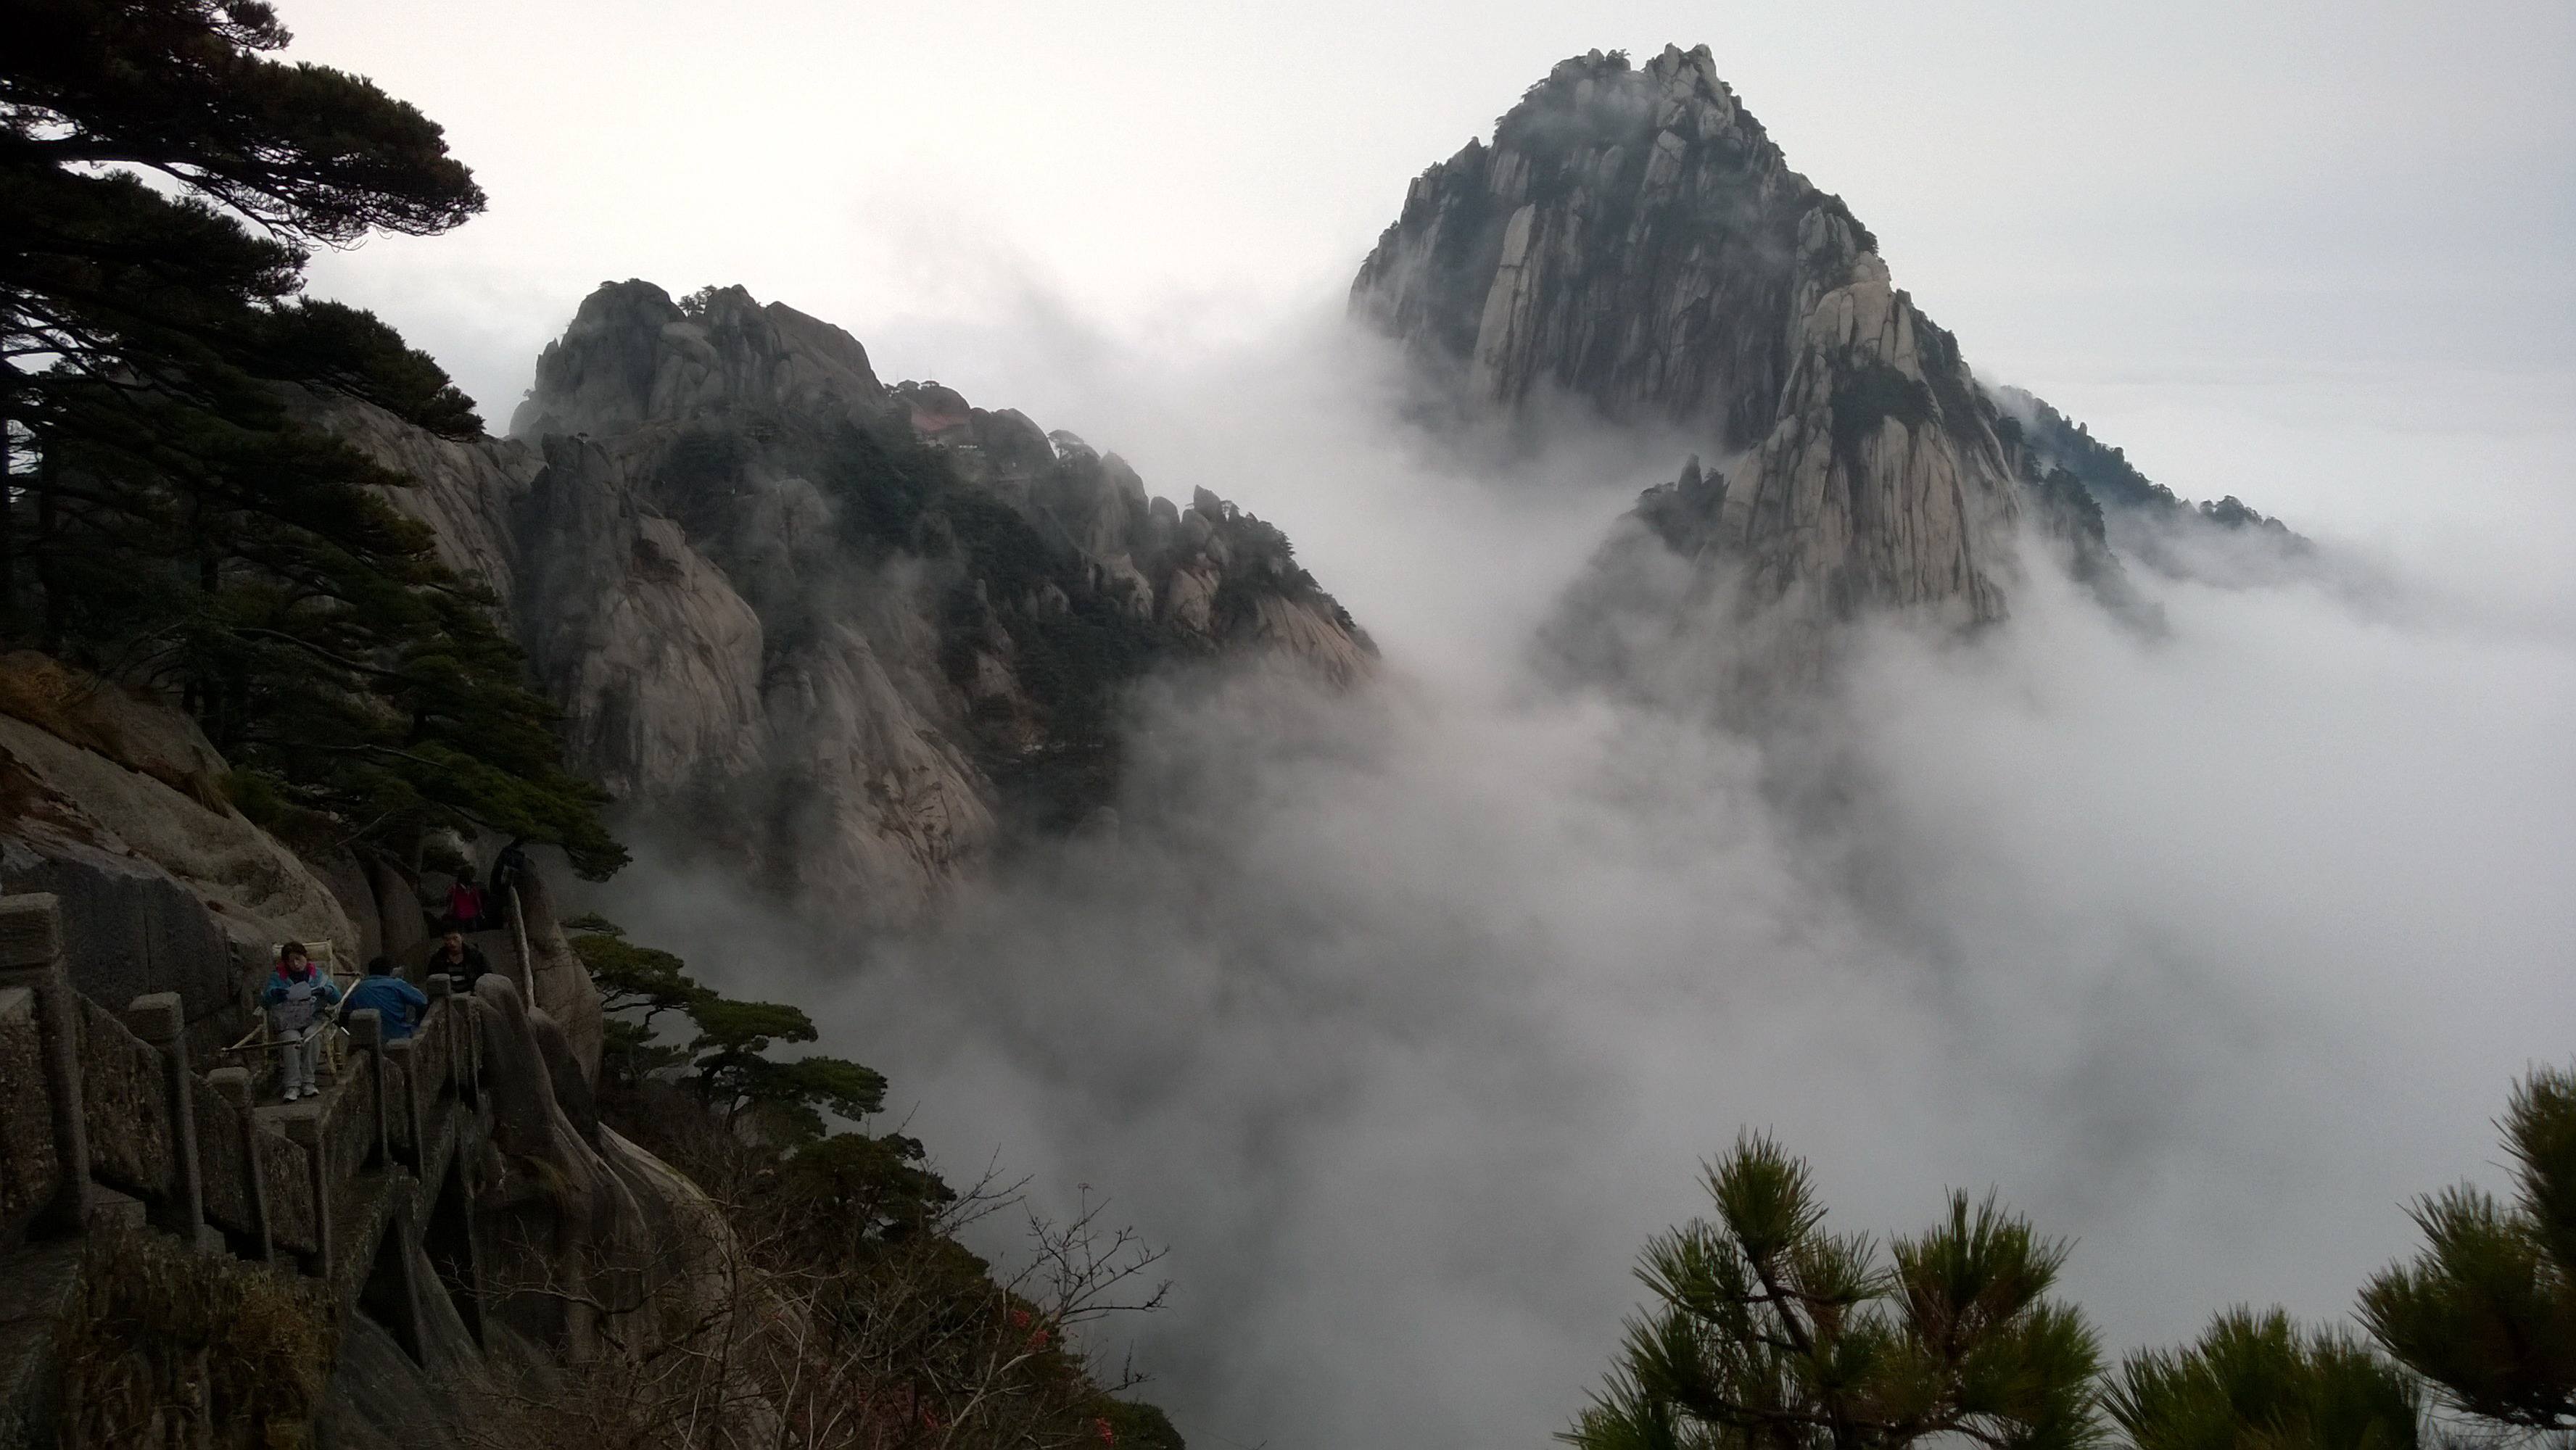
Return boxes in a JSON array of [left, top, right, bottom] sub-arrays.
[[0, 653, 607, 1062], [1354, 44, 2023, 629], [314, 282, 1371, 922], [0, 652, 355, 1039], [1355, 44, 2301, 657]]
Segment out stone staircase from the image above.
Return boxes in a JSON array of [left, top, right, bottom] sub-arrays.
[[0, 892, 506, 1446]]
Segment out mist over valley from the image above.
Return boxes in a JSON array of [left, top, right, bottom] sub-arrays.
[[3, 7, 2569, 1449]]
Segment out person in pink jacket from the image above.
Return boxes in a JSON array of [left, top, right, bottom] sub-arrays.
[[260, 942, 342, 1102]]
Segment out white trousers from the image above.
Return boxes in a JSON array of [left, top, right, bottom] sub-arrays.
[[280, 1027, 324, 1095]]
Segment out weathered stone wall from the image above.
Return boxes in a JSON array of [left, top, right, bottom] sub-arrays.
[[0, 988, 57, 1248]]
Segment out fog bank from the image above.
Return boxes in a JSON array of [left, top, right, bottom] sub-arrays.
[[593, 320, 2576, 1449]]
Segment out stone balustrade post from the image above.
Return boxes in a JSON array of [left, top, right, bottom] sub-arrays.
[[280, 1106, 330, 1279], [347, 1008, 386, 1169], [205, 1067, 273, 1262], [0, 893, 88, 1233], [459, 998, 484, 1108], [383, 1037, 423, 1172], [426, 974, 459, 1104], [123, 992, 209, 1245]]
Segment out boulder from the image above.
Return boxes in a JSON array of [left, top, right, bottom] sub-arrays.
[[0, 674, 352, 1032]]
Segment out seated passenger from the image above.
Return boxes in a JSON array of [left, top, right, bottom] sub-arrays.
[[261, 942, 341, 1103]]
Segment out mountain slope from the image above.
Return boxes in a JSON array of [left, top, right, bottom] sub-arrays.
[[315, 281, 1370, 922]]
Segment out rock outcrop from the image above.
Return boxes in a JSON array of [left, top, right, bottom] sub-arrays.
[[1355, 45, 2023, 629], [0, 653, 355, 1039], [317, 282, 1371, 923]]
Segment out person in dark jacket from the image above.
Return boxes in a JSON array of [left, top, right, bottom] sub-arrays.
[[260, 942, 341, 1102], [424, 930, 491, 992], [490, 840, 532, 903], [340, 955, 429, 1042]]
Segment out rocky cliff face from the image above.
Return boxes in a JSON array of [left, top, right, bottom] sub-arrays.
[[1356, 46, 2309, 659], [0, 652, 355, 1040], [318, 282, 1370, 922], [1355, 45, 2025, 629]]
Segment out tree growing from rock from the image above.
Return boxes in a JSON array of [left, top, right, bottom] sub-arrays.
[[1, 0, 622, 876], [569, 914, 885, 1145], [546, 914, 1181, 1448]]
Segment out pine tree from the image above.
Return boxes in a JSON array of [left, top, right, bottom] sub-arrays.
[[2108, 1309, 2419, 1450], [2, 0, 622, 876], [2359, 1065, 2576, 1436], [1566, 1135, 2104, 1450], [567, 916, 886, 1143]]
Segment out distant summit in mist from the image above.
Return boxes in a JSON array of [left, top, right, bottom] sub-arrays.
[[1354, 44, 2301, 665]]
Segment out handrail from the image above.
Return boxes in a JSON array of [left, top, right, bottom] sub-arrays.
[[508, 882, 534, 999], [0, 890, 495, 1429]]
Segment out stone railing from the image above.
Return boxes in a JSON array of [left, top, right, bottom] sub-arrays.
[[0, 892, 495, 1443]]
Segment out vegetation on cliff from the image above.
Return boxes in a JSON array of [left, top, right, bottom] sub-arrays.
[[1, 0, 622, 877], [1993, 398, 2302, 547], [54, 1221, 334, 1448], [690, 396, 1342, 837], [558, 914, 1187, 1448]]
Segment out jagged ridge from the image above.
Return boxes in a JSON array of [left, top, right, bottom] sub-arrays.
[[318, 281, 1371, 923]]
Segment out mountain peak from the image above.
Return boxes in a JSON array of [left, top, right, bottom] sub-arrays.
[[1353, 47, 1886, 451], [1357, 47, 2015, 631], [509, 279, 887, 440]]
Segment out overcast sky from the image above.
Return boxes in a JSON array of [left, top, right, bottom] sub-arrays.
[[285, 0, 2576, 599], [290, 1, 2575, 396]]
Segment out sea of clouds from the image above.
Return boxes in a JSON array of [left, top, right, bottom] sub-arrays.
[[590, 312, 2576, 1450]]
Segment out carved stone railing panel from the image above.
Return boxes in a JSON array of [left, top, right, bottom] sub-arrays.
[[0, 987, 58, 1246], [191, 1082, 252, 1238], [257, 1129, 318, 1256], [73, 996, 171, 1202], [320, 1064, 377, 1187]]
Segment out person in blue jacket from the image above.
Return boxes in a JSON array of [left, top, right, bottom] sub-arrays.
[[260, 942, 342, 1103], [339, 954, 429, 1043]]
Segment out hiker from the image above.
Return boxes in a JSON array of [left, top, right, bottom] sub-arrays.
[[445, 872, 488, 933], [489, 840, 532, 904], [260, 942, 341, 1103], [424, 929, 491, 993], [340, 954, 429, 1042]]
